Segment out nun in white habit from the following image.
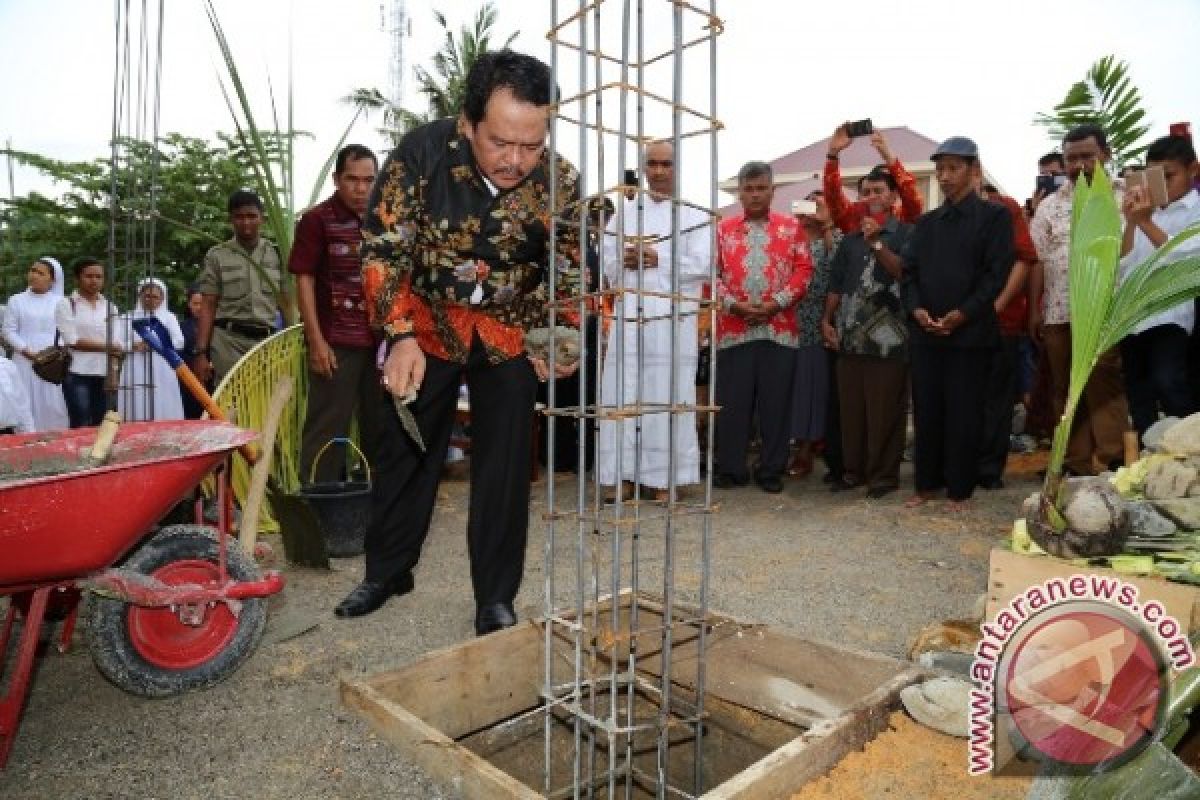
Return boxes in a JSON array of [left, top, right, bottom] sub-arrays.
[[1, 256, 70, 431], [120, 277, 185, 421]]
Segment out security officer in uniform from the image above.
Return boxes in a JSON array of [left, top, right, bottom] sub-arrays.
[[193, 189, 286, 383]]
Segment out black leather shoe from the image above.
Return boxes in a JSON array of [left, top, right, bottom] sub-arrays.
[[712, 473, 747, 489], [829, 478, 863, 493], [334, 572, 414, 618], [978, 477, 1005, 490], [756, 474, 784, 493], [475, 602, 517, 635], [866, 485, 897, 499]]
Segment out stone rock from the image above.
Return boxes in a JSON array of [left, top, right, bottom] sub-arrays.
[[901, 677, 971, 738], [1160, 412, 1200, 455], [1144, 416, 1181, 452], [1021, 491, 1041, 519], [1127, 501, 1179, 537], [1152, 498, 1200, 531], [1144, 459, 1198, 500]]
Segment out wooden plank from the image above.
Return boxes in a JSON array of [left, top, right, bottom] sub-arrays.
[[704, 669, 922, 800], [341, 677, 543, 800], [986, 548, 1200, 631], [364, 621, 545, 740]]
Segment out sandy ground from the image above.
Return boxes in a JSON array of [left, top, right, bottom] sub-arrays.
[[1, 462, 1033, 799]]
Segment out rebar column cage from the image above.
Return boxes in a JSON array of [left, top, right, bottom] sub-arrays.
[[543, 2, 723, 798], [107, 0, 167, 420]]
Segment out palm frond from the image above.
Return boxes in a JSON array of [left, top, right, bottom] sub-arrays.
[[1034, 55, 1151, 167]]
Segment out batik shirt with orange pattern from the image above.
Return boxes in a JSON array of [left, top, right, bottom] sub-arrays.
[[361, 118, 583, 364]]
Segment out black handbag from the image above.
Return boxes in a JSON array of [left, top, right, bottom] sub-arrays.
[[31, 330, 71, 385], [31, 298, 73, 385]]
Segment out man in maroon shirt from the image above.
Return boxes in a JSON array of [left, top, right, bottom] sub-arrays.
[[290, 144, 382, 483]]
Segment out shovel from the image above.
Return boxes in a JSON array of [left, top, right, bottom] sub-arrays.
[[131, 317, 258, 463], [132, 317, 329, 567]]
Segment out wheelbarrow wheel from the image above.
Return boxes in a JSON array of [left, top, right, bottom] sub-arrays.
[[85, 525, 268, 698]]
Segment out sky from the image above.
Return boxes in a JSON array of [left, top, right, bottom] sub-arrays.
[[2, 0, 1199, 227]]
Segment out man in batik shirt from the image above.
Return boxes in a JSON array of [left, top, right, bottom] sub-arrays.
[[1028, 124, 1129, 475], [335, 50, 581, 636], [713, 161, 812, 493]]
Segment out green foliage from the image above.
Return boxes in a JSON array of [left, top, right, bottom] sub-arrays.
[[1043, 168, 1200, 506], [350, 2, 518, 144], [1034, 55, 1152, 168], [203, 0, 385, 315], [1, 134, 253, 309]]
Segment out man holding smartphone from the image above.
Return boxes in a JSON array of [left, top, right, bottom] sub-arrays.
[[1029, 124, 1130, 476], [1118, 134, 1200, 440], [824, 122, 924, 234]]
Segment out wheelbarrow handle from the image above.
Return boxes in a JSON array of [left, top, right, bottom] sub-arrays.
[[131, 317, 259, 464]]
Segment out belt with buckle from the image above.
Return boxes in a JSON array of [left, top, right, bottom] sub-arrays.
[[216, 319, 273, 339]]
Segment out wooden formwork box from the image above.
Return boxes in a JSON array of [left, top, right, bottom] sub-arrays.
[[987, 547, 1200, 631], [341, 594, 926, 799]]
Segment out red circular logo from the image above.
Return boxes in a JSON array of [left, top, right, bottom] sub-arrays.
[[999, 604, 1165, 768]]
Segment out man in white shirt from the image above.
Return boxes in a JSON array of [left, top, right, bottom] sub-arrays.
[[0, 354, 35, 434], [1119, 134, 1200, 440], [597, 139, 712, 502]]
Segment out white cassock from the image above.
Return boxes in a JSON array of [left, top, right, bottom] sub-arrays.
[[119, 279, 185, 422], [598, 196, 711, 489]]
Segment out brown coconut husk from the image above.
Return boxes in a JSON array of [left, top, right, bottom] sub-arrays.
[[1025, 484, 1130, 559]]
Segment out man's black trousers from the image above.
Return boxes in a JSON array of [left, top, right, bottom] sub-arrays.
[[364, 335, 537, 608], [911, 342, 989, 501]]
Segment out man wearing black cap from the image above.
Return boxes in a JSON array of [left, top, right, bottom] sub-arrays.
[[901, 137, 1014, 512]]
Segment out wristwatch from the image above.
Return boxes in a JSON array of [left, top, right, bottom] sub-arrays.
[[871, 240, 884, 252]]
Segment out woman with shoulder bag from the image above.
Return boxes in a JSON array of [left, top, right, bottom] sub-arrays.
[[55, 258, 123, 428], [1, 256, 70, 431]]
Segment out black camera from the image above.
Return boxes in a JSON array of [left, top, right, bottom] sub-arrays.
[[846, 118, 874, 138]]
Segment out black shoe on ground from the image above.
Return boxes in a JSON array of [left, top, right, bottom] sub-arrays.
[[475, 602, 517, 635], [334, 571, 415, 618], [866, 485, 897, 499], [756, 474, 784, 493], [978, 477, 1005, 490], [712, 473, 747, 489], [821, 471, 840, 484], [829, 478, 862, 493]]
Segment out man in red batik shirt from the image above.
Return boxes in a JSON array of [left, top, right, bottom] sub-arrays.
[[823, 124, 924, 233], [290, 144, 383, 484], [714, 161, 812, 493]]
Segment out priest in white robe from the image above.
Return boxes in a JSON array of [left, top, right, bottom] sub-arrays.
[[598, 140, 712, 501]]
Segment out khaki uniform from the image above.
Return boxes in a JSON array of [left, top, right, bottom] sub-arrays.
[[197, 237, 282, 382]]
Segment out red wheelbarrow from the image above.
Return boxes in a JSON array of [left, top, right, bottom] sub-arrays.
[[0, 420, 285, 768]]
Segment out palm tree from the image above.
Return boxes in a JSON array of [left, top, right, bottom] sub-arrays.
[[1034, 55, 1152, 169], [346, 3, 517, 145]]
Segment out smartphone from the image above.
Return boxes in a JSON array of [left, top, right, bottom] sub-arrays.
[[846, 118, 874, 138], [790, 199, 817, 216], [1127, 165, 1169, 207], [623, 168, 638, 187], [1035, 174, 1066, 195]]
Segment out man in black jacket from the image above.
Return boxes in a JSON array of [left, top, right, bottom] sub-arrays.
[[901, 137, 1014, 512]]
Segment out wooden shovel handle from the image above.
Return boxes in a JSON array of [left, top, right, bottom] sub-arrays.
[[175, 365, 259, 464]]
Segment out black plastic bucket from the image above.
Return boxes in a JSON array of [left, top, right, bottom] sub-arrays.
[[298, 438, 371, 557]]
